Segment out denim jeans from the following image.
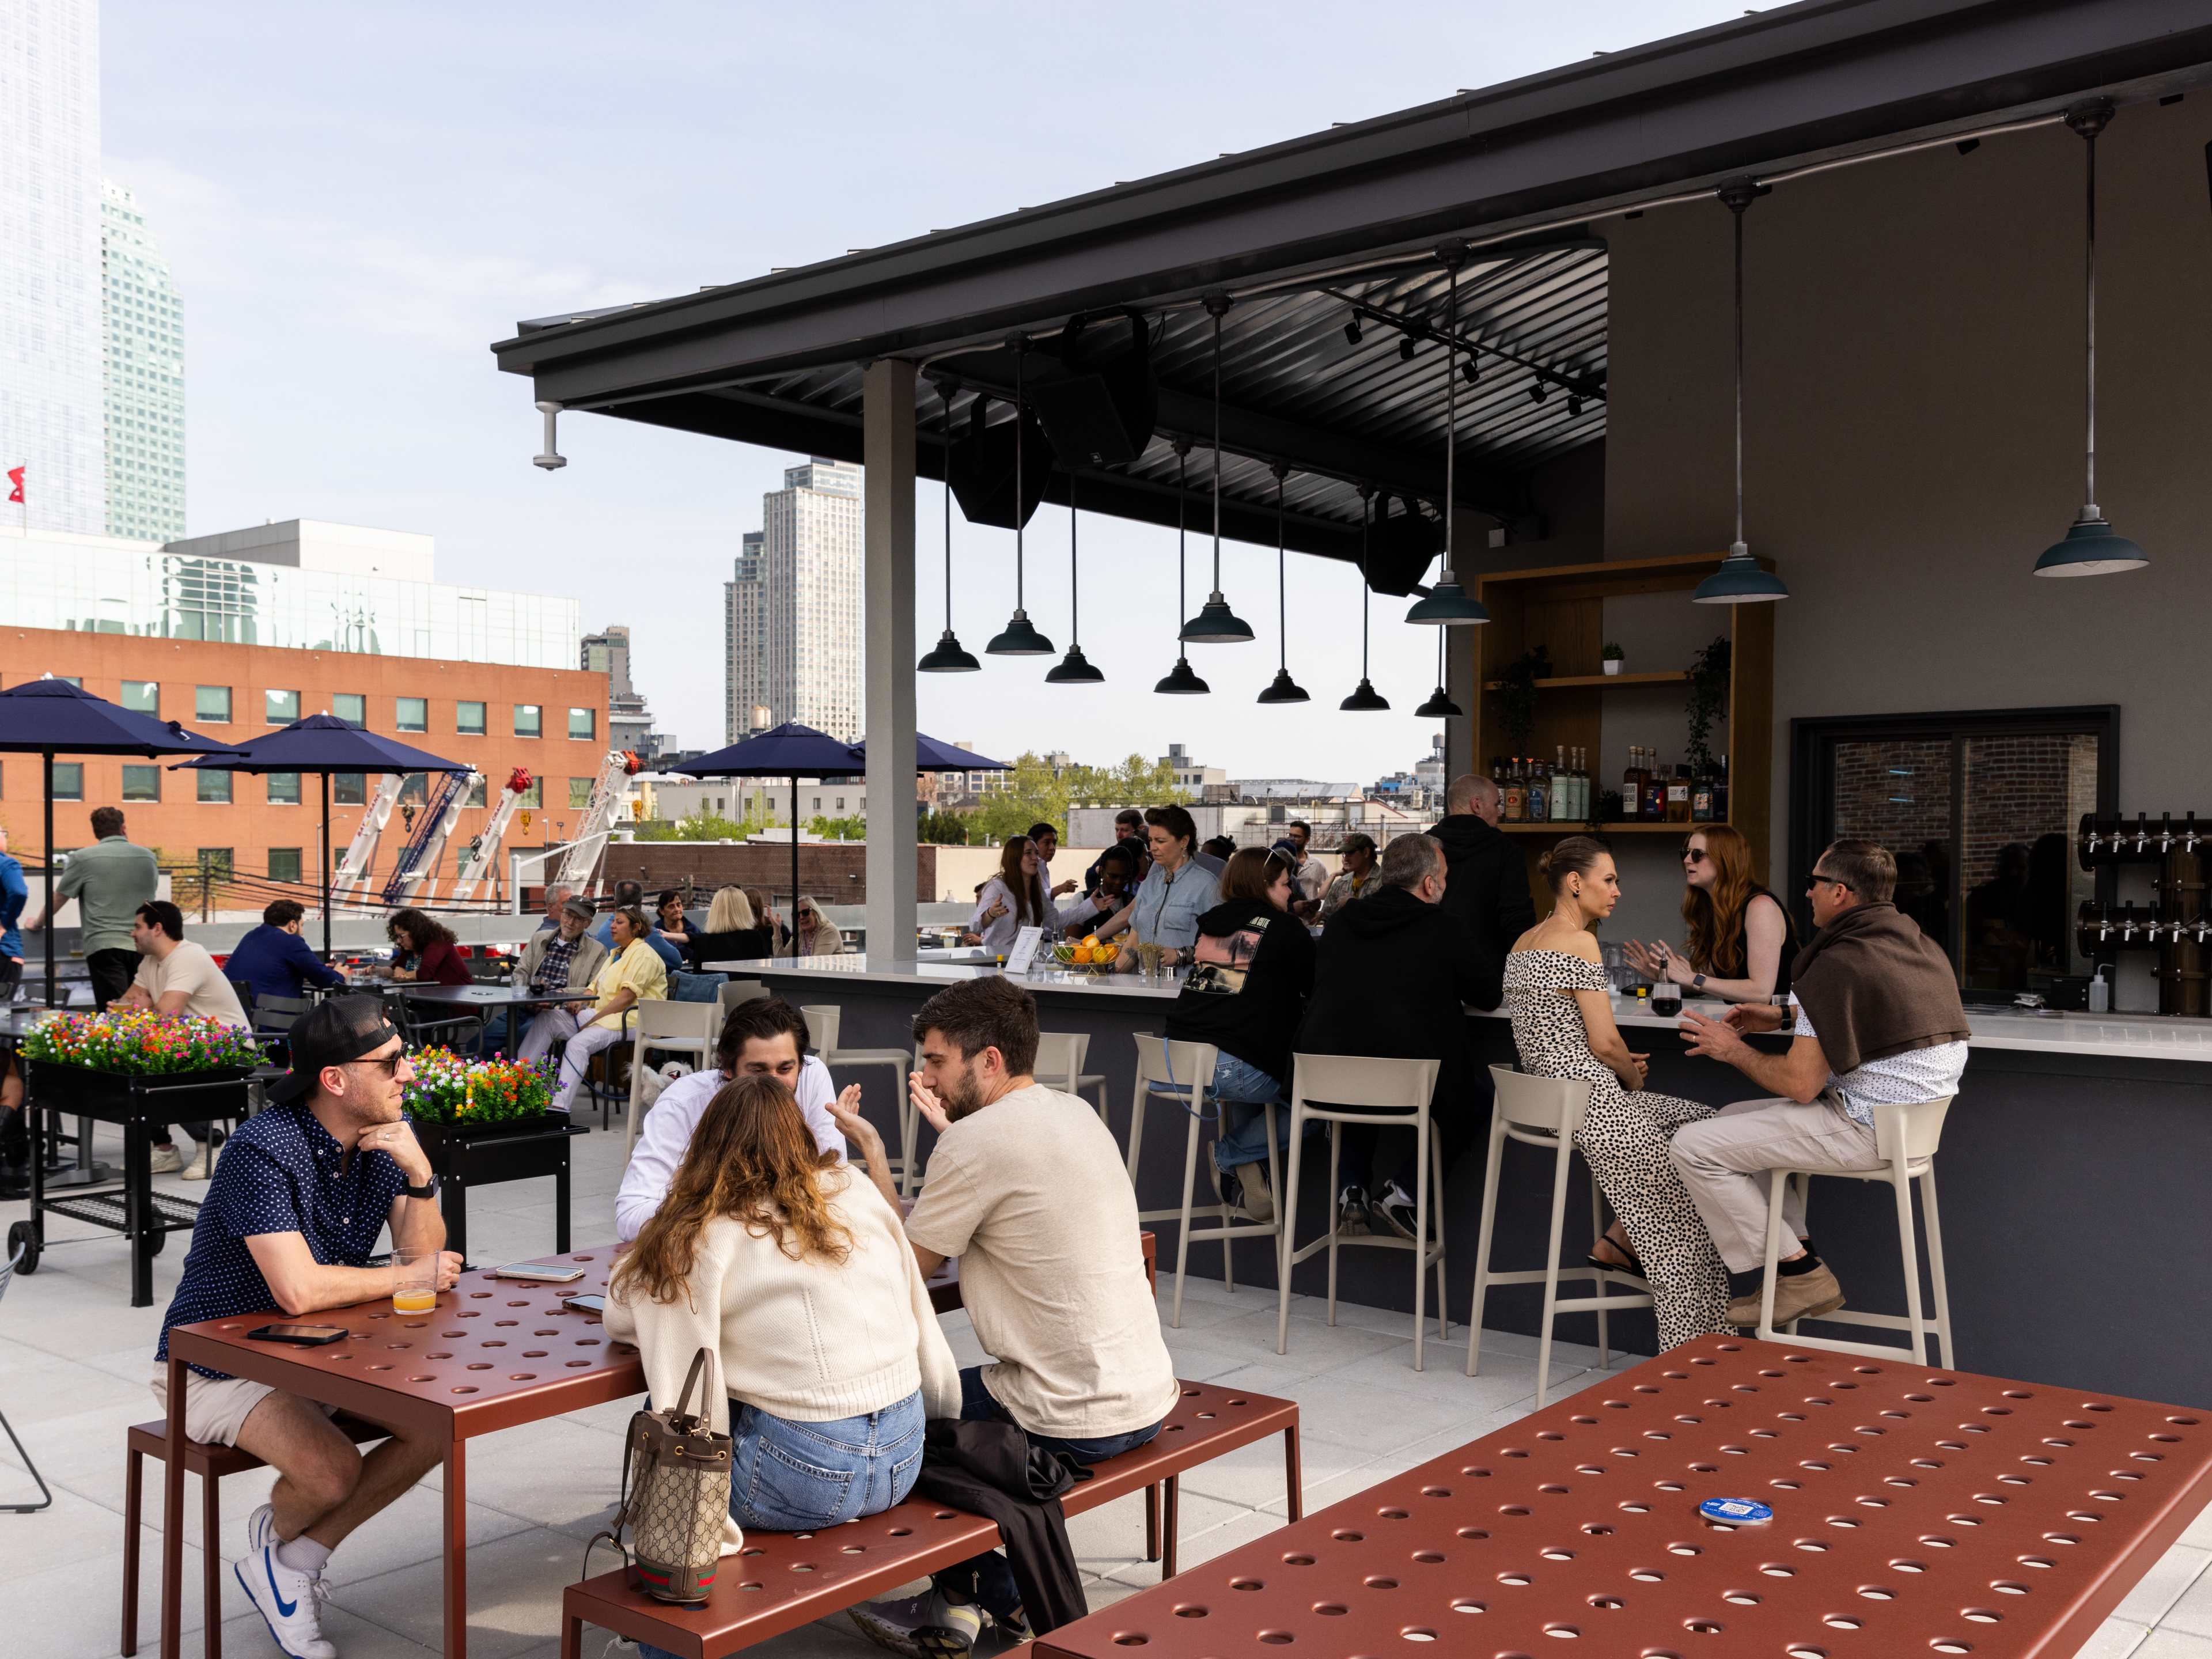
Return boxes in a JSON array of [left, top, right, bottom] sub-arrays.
[[934, 1365, 1164, 1617], [1207, 1054, 1309, 1173], [640, 1390, 925, 1659]]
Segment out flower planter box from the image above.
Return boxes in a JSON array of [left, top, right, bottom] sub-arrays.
[[411, 1113, 555, 1158], [21, 1058, 254, 1118], [413, 1115, 584, 1259]]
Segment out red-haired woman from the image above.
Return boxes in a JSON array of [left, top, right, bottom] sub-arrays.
[[1623, 824, 1796, 1003]]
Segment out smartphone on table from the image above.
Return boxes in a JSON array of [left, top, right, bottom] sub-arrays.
[[494, 1262, 589, 1284], [248, 1323, 347, 1346], [562, 1294, 605, 1314]]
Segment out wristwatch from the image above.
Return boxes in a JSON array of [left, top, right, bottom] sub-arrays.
[[402, 1173, 441, 1201], [1692, 973, 1707, 991]]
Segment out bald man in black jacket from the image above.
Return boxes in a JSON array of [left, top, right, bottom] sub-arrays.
[[1427, 771, 1536, 1010]]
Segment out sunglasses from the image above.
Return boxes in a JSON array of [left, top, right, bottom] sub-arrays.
[[348, 1050, 406, 1077], [1804, 870, 1853, 893], [1681, 847, 1708, 865]]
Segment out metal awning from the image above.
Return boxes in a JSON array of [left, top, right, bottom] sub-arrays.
[[490, 0, 2212, 562]]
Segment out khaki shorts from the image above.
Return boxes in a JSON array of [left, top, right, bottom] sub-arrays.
[[149, 1365, 333, 1448]]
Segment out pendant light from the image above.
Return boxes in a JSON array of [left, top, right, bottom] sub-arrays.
[[1340, 486, 1390, 711], [1694, 181, 1791, 605], [1413, 630, 1462, 717], [918, 379, 982, 672], [1155, 439, 1210, 694], [1406, 244, 1490, 625], [986, 334, 1055, 653], [1180, 293, 1256, 643], [2036, 100, 2147, 577], [1044, 472, 1104, 683], [1256, 464, 1310, 704]]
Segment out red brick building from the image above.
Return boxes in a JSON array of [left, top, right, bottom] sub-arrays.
[[2, 627, 610, 897]]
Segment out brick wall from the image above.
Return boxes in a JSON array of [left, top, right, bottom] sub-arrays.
[[597, 842, 940, 907]]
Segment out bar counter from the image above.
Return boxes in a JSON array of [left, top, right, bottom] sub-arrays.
[[716, 954, 2212, 1407]]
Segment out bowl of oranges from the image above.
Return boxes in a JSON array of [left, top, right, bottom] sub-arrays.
[[1051, 935, 1122, 972]]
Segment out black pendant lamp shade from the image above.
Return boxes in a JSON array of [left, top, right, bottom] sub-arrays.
[[1256, 465, 1310, 704], [1180, 294, 1256, 644], [1414, 630, 1462, 717], [1405, 245, 1490, 626], [987, 335, 1055, 654], [1156, 439, 1210, 694], [1340, 487, 1390, 712], [919, 380, 982, 672], [2036, 101, 2148, 577], [1694, 182, 1790, 605], [1045, 474, 1105, 683]]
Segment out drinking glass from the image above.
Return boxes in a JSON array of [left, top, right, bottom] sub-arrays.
[[392, 1249, 438, 1314], [1650, 982, 1683, 1018]]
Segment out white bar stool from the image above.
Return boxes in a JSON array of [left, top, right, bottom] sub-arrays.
[[623, 999, 719, 1153], [715, 979, 768, 1020], [1274, 1054, 1448, 1371], [1036, 1031, 1111, 1122], [802, 1005, 917, 1192], [1755, 1094, 1955, 1366], [1465, 1066, 1653, 1406], [1125, 1035, 1281, 1328]]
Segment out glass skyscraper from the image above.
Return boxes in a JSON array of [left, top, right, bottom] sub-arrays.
[[0, 0, 106, 535], [724, 460, 863, 743], [101, 179, 186, 541]]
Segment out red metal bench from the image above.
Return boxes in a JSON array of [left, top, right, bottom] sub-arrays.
[[559, 1380, 1300, 1659]]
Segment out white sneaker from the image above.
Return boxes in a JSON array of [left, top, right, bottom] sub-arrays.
[[236, 1504, 338, 1659], [147, 1145, 184, 1176], [180, 1139, 218, 1181]]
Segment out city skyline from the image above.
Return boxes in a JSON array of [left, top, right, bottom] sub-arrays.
[[74, 0, 1749, 769], [725, 459, 863, 744], [101, 176, 186, 540]]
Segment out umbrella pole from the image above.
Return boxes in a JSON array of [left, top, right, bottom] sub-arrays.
[[790, 774, 800, 959], [41, 753, 55, 1009], [321, 771, 333, 959]]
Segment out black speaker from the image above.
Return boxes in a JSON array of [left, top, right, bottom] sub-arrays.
[[1027, 312, 1157, 469], [1363, 497, 1443, 595], [948, 400, 1053, 531]]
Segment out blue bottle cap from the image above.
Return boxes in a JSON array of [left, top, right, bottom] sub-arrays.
[[1699, 1497, 1774, 1525]]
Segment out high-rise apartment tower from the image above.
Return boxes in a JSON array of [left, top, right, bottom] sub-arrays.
[[723, 461, 862, 743], [101, 179, 187, 541]]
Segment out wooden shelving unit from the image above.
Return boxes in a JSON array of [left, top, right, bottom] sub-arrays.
[[1459, 551, 1777, 902]]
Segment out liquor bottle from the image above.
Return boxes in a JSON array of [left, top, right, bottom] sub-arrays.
[[1642, 752, 1668, 821], [1528, 758, 1548, 823], [1502, 758, 1526, 822], [1567, 746, 1585, 821], [1666, 764, 1692, 824], [1555, 746, 1570, 820], [1691, 763, 1715, 823], [1714, 756, 1730, 822], [1624, 747, 1644, 821]]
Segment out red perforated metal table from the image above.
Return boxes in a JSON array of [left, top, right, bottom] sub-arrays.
[[1036, 1333, 2212, 1659], [157, 1233, 1157, 1659]]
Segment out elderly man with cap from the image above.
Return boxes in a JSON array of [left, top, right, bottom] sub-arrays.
[[153, 996, 460, 1659], [484, 895, 608, 1055]]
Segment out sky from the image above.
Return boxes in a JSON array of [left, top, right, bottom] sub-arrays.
[[101, 0, 1748, 777]]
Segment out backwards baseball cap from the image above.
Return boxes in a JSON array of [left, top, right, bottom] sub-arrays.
[[264, 995, 403, 1105]]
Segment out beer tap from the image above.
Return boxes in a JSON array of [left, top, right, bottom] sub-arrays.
[[2186, 812, 2202, 855], [2097, 906, 2113, 945], [2120, 905, 2139, 945], [2133, 812, 2152, 855], [2160, 812, 2176, 855], [2194, 913, 2212, 948]]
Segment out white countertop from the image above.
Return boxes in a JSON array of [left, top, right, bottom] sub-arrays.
[[712, 956, 2212, 1063]]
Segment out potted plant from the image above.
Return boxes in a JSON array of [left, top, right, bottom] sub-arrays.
[[1497, 645, 1552, 756], [20, 1010, 262, 1113], [403, 1047, 556, 1157], [1601, 642, 1626, 676], [1683, 634, 1733, 774]]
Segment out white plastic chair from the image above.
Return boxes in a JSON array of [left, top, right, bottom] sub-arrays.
[[715, 979, 768, 1020], [1035, 1031, 1111, 1122], [1756, 1095, 1956, 1366], [623, 1000, 718, 1153], [1123, 1035, 1282, 1328], [1466, 1066, 1654, 1406], [802, 1005, 917, 1192], [1275, 1053, 1448, 1370]]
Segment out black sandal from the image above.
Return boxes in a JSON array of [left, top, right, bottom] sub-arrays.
[[1588, 1239, 1646, 1277]]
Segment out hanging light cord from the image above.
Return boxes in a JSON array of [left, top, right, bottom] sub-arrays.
[[942, 389, 957, 631], [1211, 305, 1225, 590], [1013, 338, 1027, 611], [1068, 472, 1080, 646], [1359, 488, 1373, 680], [1442, 255, 1459, 582], [2083, 123, 2098, 511], [1274, 467, 1289, 671], [1732, 198, 1745, 551], [1175, 442, 1190, 641]]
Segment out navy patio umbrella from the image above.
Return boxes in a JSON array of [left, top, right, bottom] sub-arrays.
[[177, 713, 474, 956], [676, 723, 863, 957], [0, 678, 240, 1007], [898, 733, 1013, 775]]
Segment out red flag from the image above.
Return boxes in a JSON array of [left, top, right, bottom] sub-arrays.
[[5, 465, 21, 505]]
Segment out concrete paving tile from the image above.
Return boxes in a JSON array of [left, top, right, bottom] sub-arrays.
[[1066, 1485, 1245, 1578], [0, 1482, 151, 1588], [2135, 1631, 2212, 1659], [2160, 1555, 2212, 1639], [327, 1524, 583, 1659], [430, 1416, 626, 1540], [2077, 1618, 2153, 1659], [0, 1395, 151, 1510], [1208, 1305, 1415, 1370], [1173, 1429, 1362, 1512], [223, 1599, 444, 1659], [14, 1537, 217, 1656], [0, 1338, 160, 1427], [2114, 1544, 2212, 1627]]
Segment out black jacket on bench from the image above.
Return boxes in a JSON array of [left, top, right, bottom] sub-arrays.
[[918, 1418, 1090, 1633]]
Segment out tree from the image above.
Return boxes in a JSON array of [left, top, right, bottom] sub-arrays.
[[633, 806, 764, 843], [920, 809, 968, 845], [964, 751, 1190, 845], [807, 815, 866, 841]]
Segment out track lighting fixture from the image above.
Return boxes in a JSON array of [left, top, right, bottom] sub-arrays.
[[1343, 317, 1363, 346], [1529, 382, 1548, 405], [1461, 357, 1480, 387], [1398, 335, 1416, 362], [1568, 395, 1584, 419]]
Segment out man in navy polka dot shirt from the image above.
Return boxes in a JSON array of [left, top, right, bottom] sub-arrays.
[[154, 997, 461, 1659]]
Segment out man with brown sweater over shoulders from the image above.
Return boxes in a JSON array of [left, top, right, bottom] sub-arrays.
[[1673, 840, 1971, 1327]]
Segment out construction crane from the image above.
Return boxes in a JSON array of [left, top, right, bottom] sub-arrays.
[[549, 750, 641, 897], [330, 772, 405, 913], [381, 770, 476, 906], [449, 767, 533, 906]]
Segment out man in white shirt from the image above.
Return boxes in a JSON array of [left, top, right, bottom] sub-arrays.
[[1027, 822, 1080, 904], [116, 900, 249, 1180], [842, 975, 1175, 1659], [613, 996, 845, 1241]]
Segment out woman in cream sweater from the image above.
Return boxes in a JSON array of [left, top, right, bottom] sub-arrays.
[[606, 1072, 960, 1550]]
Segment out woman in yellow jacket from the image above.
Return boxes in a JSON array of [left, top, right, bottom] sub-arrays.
[[519, 904, 668, 1113]]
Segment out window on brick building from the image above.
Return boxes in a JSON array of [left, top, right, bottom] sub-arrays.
[[333, 693, 366, 727], [266, 689, 300, 725], [269, 848, 302, 884], [120, 680, 158, 714], [121, 765, 160, 803], [195, 685, 231, 723], [267, 772, 301, 805], [52, 763, 84, 801], [1791, 707, 2114, 1002], [333, 773, 366, 805], [196, 770, 231, 804], [569, 707, 596, 741], [456, 700, 486, 736], [568, 778, 593, 809], [518, 777, 543, 808], [396, 696, 427, 733], [466, 775, 488, 808], [399, 772, 427, 805], [514, 704, 541, 738]]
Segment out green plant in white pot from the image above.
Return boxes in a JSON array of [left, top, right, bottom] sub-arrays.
[[1601, 642, 1625, 676]]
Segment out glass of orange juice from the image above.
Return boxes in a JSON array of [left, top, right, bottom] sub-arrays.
[[392, 1249, 437, 1313]]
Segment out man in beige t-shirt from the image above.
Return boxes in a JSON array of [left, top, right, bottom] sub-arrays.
[[118, 900, 250, 1179], [839, 975, 1176, 1659]]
